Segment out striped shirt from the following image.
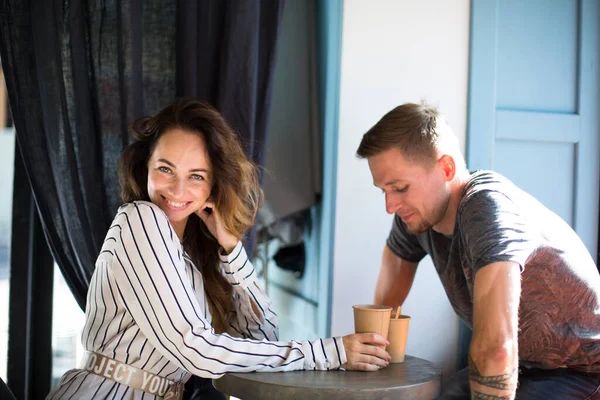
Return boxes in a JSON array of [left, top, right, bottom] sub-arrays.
[[47, 201, 346, 399]]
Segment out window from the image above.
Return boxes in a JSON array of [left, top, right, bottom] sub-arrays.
[[51, 264, 85, 388], [0, 66, 14, 382]]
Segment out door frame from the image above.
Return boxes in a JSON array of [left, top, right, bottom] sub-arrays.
[[316, 0, 343, 337]]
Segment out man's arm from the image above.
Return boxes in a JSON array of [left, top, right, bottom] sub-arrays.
[[470, 261, 521, 400], [373, 245, 418, 308]]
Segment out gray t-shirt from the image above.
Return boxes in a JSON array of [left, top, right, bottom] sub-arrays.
[[388, 170, 600, 372]]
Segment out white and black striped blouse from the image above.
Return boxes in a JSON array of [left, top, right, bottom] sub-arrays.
[[47, 201, 346, 399]]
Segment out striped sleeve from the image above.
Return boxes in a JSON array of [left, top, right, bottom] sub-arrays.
[[109, 201, 346, 378], [220, 242, 280, 341]]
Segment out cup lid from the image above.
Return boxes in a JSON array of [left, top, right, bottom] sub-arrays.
[[352, 304, 392, 311], [390, 314, 411, 320]]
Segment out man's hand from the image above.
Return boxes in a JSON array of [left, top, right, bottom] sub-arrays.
[[341, 333, 391, 371]]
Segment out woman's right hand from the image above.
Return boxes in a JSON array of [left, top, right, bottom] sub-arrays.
[[341, 333, 391, 371]]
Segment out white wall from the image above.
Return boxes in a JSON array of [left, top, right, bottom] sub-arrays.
[[331, 0, 471, 379]]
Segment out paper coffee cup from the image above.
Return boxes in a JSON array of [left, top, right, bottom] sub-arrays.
[[352, 304, 392, 347], [387, 315, 410, 363]]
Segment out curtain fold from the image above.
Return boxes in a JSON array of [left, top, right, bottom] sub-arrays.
[[177, 0, 283, 178], [0, 0, 176, 309]]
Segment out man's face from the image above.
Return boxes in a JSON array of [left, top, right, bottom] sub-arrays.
[[368, 147, 451, 234]]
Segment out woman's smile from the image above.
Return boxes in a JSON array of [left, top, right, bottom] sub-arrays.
[[161, 195, 193, 211]]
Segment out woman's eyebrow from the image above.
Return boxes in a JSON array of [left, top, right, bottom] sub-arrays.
[[157, 158, 175, 167], [158, 158, 209, 173]]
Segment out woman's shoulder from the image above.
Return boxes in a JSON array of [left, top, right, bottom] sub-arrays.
[[114, 201, 169, 224], [117, 200, 162, 214], [111, 201, 179, 243]]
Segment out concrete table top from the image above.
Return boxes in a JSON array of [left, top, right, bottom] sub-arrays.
[[214, 355, 442, 400]]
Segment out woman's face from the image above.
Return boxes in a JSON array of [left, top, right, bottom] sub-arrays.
[[147, 128, 212, 238]]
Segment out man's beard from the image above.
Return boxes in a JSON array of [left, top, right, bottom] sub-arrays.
[[405, 217, 432, 235], [405, 195, 450, 235]]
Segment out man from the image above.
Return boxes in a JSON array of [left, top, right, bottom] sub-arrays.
[[357, 103, 600, 399]]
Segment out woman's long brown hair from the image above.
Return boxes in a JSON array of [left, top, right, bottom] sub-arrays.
[[118, 98, 263, 333]]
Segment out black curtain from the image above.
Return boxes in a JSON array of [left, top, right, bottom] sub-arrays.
[[176, 0, 283, 169], [0, 0, 177, 310], [176, 1, 284, 258], [0, 0, 281, 312]]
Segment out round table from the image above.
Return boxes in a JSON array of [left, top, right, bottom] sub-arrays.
[[214, 355, 442, 400]]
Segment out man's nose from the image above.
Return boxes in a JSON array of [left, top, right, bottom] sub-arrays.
[[385, 194, 401, 215]]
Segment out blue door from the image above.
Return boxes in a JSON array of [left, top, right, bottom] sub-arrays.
[[468, 0, 600, 261]]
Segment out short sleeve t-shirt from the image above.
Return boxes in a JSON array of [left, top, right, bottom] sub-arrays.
[[387, 170, 600, 372]]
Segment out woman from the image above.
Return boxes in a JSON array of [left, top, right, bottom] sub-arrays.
[[47, 99, 390, 399]]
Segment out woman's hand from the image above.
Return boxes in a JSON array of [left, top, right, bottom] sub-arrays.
[[341, 333, 391, 371], [196, 201, 238, 254]]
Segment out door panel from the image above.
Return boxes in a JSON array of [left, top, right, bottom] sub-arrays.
[[494, 140, 575, 225], [496, 0, 578, 112], [468, 0, 599, 260]]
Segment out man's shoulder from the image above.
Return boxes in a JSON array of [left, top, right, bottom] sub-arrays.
[[460, 170, 521, 210], [464, 170, 513, 195]]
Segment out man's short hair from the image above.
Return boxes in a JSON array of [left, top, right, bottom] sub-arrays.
[[356, 103, 461, 169]]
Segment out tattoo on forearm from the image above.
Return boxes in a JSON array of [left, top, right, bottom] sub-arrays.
[[471, 391, 512, 400], [469, 355, 517, 391]]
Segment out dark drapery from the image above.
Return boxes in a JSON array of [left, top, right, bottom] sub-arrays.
[[0, 0, 281, 312], [0, 0, 177, 310], [176, 0, 283, 169]]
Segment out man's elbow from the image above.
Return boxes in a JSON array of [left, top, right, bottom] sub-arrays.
[[470, 337, 518, 370]]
